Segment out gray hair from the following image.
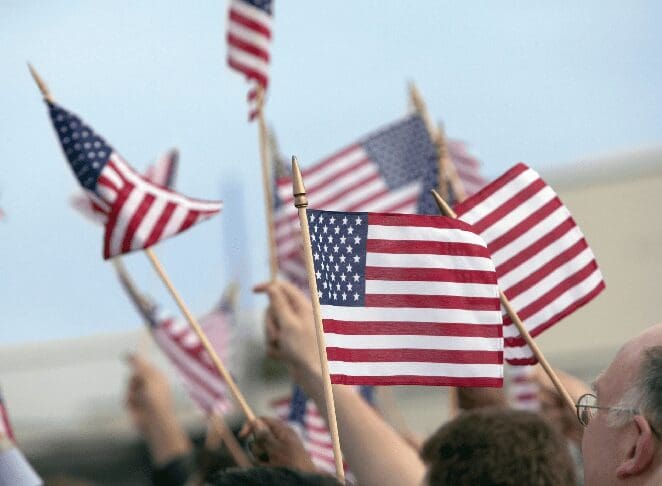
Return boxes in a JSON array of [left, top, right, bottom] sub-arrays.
[[609, 346, 662, 434]]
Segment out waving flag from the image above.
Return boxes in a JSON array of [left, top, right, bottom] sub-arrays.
[[227, 0, 273, 120], [307, 210, 503, 386], [454, 163, 605, 364], [0, 390, 14, 442], [272, 385, 374, 481], [46, 102, 221, 258], [274, 115, 438, 288], [71, 148, 179, 224], [116, 268, 234, 415]]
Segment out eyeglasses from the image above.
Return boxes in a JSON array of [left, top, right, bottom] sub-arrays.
[[575, 393, 638, 427], [575, 391, 662, 437]]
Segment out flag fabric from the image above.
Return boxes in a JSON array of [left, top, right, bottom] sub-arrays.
[[454, 163, 605, 364], [116, 269, 234, 415], [272, 385, 374, 481], [307, 209, 503, 386], [148, 304, 234, 415], [506, 365, 540, 411], [46, 101, 221, 259], [0, 390, 14, 442], [274, 114, 438, 288], [71, 148, 180, 224], [0, 447, 42, 486], [447, 139, 486, 198], [226, 0, 273, 120]]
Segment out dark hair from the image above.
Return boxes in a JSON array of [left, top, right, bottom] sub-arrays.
[[420, 408, 576, 486], [208, 466, 341, 486]]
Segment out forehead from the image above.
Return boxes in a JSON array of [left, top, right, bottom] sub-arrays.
[[596, 341, 644, 400]]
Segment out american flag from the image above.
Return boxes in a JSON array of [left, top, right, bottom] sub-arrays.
[[226, 0, 273, 120], [274, 114, 438, 288], [71, 148, 179, 224], [0, 389, 14, 441], [272, 385, 374, 481], [506, 365, 540, 411], [447, 139, 486, 198], [307, 209, 503, 386], [46, 101, 221, 259], [454, 163, 605, 364], [117, 269, 235, 415]]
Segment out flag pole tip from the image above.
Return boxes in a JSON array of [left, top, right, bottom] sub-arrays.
[[430, 189, 455, 218], [27, 63, 53, 102], [291, 156, 308, 207]]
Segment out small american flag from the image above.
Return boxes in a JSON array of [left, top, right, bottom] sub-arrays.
[[506, 365, 540, 411], [117, 270, 234, 415], [71, 148, 179, 224], [272, 386, 374, 481], [0, 389, 14, 441], [454, 163, 605, 364], [226, 0, 273, 120], [46, 101, 221, 259], [274, 114, 438, 288], [307, 209, 503, 386]]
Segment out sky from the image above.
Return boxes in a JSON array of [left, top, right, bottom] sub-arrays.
[[0, 1, 660, 344]]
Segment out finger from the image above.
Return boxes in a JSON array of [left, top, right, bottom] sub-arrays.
[[253, 281, 272, 293], [278, 279, 312, 312], [265, 306, 280, 343], [239, 420, 256, 439], [266, 284, 298, 326]]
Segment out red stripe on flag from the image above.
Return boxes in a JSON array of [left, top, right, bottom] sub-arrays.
[[368, 212, 477, 232], [144, 201, 177, 248], [228, 8, 272, 38], [365, 294, 501, 311], [367, 239, 491, 258], [454, 163, 529, 216], [471, 178, 547, 234], [227, 32, 270, 62], [103, 183, 133, 259], [121, 193, 155, 253], [327, 347, 503, 364], [323, 320, 503, 338], [227, 57, 268, 88], [366, 266, 498, 284], [331, 375, 503, 387], [178, 209, 200, 233], [488, 198, 563, 254]]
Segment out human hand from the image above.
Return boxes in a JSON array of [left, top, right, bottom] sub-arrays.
[[240, 416, 317, 473], [254, 280, 320, 378], [125, 354, 191, 465]]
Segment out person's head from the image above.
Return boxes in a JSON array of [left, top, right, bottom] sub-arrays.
[[581, 323, 662, 486], [420, 407, 575, 485]]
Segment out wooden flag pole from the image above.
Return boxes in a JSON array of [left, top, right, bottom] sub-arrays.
[[430, 190, 576, 411], [28, 63, 54, 103], [144, 250, 256, 423], [292, 156, 345, 483], [255, 86, 279, 280], [111, 258, 152, 356], [408, 83, 467, 203]]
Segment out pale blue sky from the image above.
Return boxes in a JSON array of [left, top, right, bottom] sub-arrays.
[[0, 1, 660, 344]]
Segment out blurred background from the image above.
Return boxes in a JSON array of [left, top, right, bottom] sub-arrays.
[[0, 1, 661, 483]]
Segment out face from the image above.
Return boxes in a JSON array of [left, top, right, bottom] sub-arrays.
[[582, 324, 662, 485]]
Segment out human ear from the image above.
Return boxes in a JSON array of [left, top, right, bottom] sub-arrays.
[[616, 415, 656, 479]]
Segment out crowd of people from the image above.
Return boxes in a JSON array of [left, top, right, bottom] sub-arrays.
[[0, 280, 660, 485]]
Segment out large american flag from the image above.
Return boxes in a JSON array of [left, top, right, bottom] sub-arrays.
[[274, 114, 438, 287], [454, 163, 605, 364], [71, 148, 179, 225], [0, 389, 14, 441], [272, 385, 374, 481], [226, 0, 273, 120], [46, 101, 221, 259], [307, 210, 503, 386]]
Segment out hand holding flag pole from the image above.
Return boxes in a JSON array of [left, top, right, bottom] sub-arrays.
[[292, 156, 345, 483], [409, 83, 467, 203], [430, 189, 575, 411], [29, 65, 256, 423]]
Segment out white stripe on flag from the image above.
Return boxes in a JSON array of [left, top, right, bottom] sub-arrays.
[[325, 333, 502, 351], [328, 361, 503, 378]]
